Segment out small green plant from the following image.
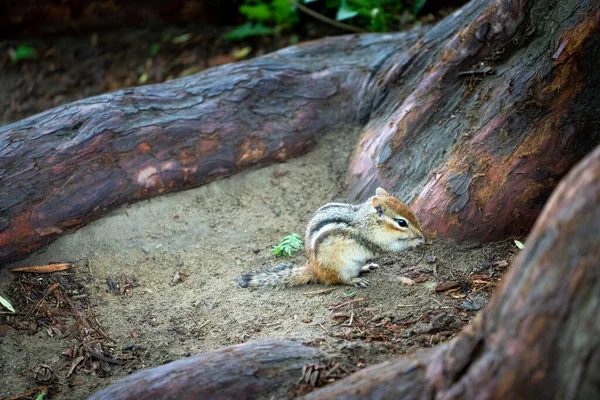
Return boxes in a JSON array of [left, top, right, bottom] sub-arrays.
[[224, 0, 297, 40], [35, 390, 47, 400], [8, 44, 37, 64], [0, 294, 15, 313], [272, 233, 304, 257], [149, 43, 161, 56], [514, 240, 525, 250], [225, 0, 429, 40], [223, 22, 275, 40]]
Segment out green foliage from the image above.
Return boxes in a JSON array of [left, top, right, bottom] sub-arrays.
[[225, 0, 428, 40], [223, 22, 275, 40], [412, 0, 427, 15], [340, 0, 425, 32], [240, 3, 273, 21], [9, 44, 37, 63], [150, 43, 161, 56], [336, 0, 359, 21], [225, 0, 297, 39], [271, 0, 299, 25], [272, 233, 304, 257], [35, 391, 47, 400], [514, 240, 525, 250]]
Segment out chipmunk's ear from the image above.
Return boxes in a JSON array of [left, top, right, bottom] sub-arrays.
[[375, 187, 390, 198], [372, 196, 384, 217]]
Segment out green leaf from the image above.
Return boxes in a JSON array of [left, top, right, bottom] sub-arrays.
[[271, 0, 298, 26], [35, 390, 47, 400], [514, 240, 525, 250], [240, 4, 273, 22], [412, 0, 427, 16], [9, 44, 37, 64], [412, 0, 428, 16], [0, 294, 15, 313], [272, 233, 304, 257], [336, 0, 358, 21], [223, 23, 275, 40], [149, 43, 161, 57]]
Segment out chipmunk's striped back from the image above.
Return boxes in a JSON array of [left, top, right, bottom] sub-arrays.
[[305, 202, 360, 258]]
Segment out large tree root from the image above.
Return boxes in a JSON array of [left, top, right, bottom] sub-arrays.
[[346, 0, 600, 241], [87, 339, 319, 400]]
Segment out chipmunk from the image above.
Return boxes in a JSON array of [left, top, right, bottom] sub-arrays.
[[237, 187, 425, 288]]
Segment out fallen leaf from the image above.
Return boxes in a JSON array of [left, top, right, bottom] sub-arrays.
[[0, 295, 15, 313], [399, 276, 415, 286], [138, 72, 149, 84], [231, 46, 252, 60], [172, 33, 192, 44], [11, 263, 72, 273], [462, 300, 482, 310], [208, 55, 236, 67], [178, 66, 204, 78], [434, 281, 460, 292]]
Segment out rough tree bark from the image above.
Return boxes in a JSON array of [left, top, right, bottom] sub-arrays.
[[87, 339, 319, 400], [1, 0, 599, 262], [88, 143, 600, 400], [346, 0, 600, 240]]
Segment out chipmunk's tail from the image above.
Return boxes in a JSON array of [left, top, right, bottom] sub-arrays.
[[237, 263, 314, 288]]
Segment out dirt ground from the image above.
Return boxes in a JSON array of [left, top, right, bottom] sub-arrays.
[[0, 127, 518, 399]]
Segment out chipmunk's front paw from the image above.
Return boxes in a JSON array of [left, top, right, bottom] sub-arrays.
[[360, 263, 379, 273], [350, 277, 370, 288]]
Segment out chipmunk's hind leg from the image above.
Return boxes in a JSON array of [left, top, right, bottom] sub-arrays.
[[360, 263, 379, 273], [343, 264, 378, 287]]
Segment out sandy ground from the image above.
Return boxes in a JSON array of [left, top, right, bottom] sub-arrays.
[[0, 128, 516, 399]]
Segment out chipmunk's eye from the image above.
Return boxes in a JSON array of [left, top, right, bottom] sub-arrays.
[[396, 218, 408, 228]]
